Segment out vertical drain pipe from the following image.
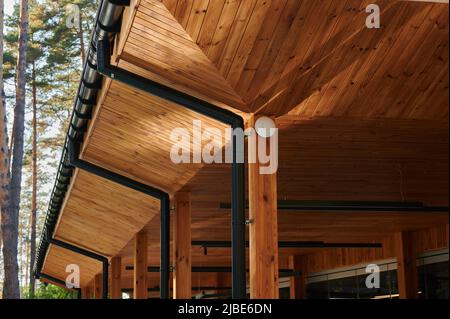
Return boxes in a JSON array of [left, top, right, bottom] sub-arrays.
[[96, 40, 247, 299]]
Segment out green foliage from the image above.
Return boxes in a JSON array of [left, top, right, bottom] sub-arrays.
[[22, 284, 77, 299]]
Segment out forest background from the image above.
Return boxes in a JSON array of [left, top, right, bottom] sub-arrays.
[[0, 0, 97, 298]]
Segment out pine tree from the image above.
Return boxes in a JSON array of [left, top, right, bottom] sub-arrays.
[[2, 0, 29, 299], [2, 0, 97, 297], [0, 0, 9, 261]]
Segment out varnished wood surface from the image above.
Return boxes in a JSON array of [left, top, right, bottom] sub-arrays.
[[40, 0, 449, 289], [114, 0, 450, 119]]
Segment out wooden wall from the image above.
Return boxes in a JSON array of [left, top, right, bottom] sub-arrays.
[[304, 225, 449, 274]]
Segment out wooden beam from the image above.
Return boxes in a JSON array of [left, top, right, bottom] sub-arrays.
[[134, 230, 148, 299], [111, 256, 122, 299], [173, 191, 192, 299], [395, 231, 419, 299], [94, 273, 102, 299], [288, 256, 307, 299], [248, 115, 279, 299]]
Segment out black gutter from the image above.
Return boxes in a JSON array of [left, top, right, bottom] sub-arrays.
[[33, 0, 172, 299], [219, 200, 449, 212], [67, 137, 171, 299], [34, 0, 130, 294], [43, 229, 109, 299], [96, 39, 247, 299], [192, 241, 383, 249]]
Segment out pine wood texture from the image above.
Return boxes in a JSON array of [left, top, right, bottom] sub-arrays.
[[111, 256, 122, 299], [173, 192, 192, 299], [395, 231, 419, 299], [289, 255, 307, 299], [248, 116, 279, 299], [116, 0, 450, 119], [94, 273, 102, 299], [134, 230, 148, 299]]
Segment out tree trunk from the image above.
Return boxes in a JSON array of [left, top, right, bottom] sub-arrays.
[[1, 0, 29, 299], [0, 0, 8, 252], [79, 13, 86, 65], [28, 62, 38, 297]]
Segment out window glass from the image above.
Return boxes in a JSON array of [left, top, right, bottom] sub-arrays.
[[418, 261, 449, 299], [328, 271, 358, 299], [304, 252, 448, 299], [357, 270, 392, 299], [306, 280, 329, 299]]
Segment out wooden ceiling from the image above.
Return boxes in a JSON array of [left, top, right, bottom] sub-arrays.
[[40, 0, 449, 289], [81, 79, 229, 194], [115, 0, 449, 117], [113, 116, 448, 277]]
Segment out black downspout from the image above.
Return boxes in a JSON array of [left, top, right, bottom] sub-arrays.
[[67, 138, 171, 299], [43, 233, 109, 299], [96, 40, 247, 299]]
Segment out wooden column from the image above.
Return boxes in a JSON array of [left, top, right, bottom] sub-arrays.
[[134, 230, 148, 299], [289, 255, 307, 299], [395, 231, 418, 299], [216, 272, 231, 298], [248, 116, 279, 299], [111, 256, 122, 299], [173, 191, 192, 299], [82, 285, 93, 299], [94, 273, 102, 299]]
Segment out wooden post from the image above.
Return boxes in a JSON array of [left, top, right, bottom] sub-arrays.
[[134, 230, 148, 299], [82, 285, 92, 299], [111, 256, 122, 299], [216, 272, 231, 298], [289, 255, 307, 299], [94, 273, 102, 299], [395, 231, 418, 299], [248, 115, 279, 299], [173, 191, 191, 299]]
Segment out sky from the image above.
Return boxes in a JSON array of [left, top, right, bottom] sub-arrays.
[[4, 0, 15, 16]]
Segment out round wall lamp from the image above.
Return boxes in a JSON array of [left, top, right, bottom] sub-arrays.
[[255, 116, 277, 138]]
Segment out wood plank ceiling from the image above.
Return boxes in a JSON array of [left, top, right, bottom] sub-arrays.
[[114, 0, 449, 118], [41, 0, 449, 287]]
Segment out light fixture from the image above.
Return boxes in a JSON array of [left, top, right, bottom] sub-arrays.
[[255, 116, 276, 138]]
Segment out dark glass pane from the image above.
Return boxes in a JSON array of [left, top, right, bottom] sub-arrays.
[[417, 260, 427, 299], [357, 270, 392, 299], [279, 287, 290, 299], [328, 272, 358, 299], [306, 280, 329, 299], [304, 259, 449, 300], [421, 261, 449, 299]]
